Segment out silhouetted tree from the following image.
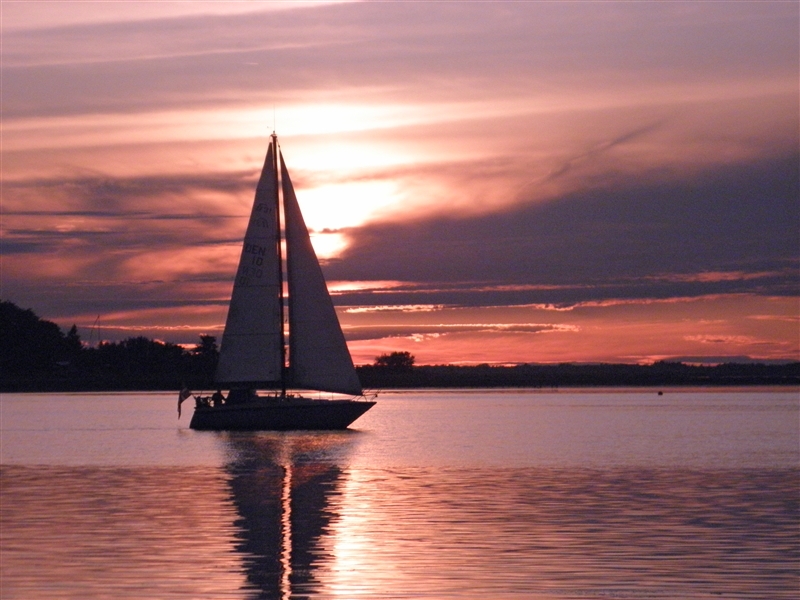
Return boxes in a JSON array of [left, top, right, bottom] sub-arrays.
[[188, 334, 219, 387], [374, 351, 415, 370], [64, 324, 83, 360], [192, 334, 218, 361], [90, 336, 185, 386], [0, 300, 78, 376]]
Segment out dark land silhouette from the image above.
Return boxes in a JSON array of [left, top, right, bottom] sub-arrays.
[[1, 300, 218, 392], [358, 360, 800, 388], [2, 300, 798, 392]]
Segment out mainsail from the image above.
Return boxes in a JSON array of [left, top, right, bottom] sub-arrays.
[[216, 141, 283, 386], [215, 136, 361, 396]]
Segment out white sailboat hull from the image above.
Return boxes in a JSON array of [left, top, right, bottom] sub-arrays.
[[189, 397, 375, 431]]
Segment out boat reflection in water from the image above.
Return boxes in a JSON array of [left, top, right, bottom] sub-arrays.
[[222, 431, 356, 599]]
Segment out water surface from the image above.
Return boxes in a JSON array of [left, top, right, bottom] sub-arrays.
[[2, 389, 798, 598]]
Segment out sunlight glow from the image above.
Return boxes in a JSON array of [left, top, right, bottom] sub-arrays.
[[326, 281, 407, 293], [310, 231, 348, 259], [297, 180, 400, 232]]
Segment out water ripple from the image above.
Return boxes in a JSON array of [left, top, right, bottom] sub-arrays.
[[3, 464, 796, 599]]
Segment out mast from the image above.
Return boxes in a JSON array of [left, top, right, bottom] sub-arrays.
[[273, 132, 288, 397]]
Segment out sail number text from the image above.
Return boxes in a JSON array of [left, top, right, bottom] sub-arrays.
[[249, 202, 273, 229], [237, 242, 270, 285]]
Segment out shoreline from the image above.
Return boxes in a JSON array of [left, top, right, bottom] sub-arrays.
[[4, 361, 798, 394]]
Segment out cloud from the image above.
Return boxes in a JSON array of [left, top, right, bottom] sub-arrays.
[[1, 171, 257, 277], [344, 304, 445, 314], [663, 356, 797, 366], [326, 153, 799, 305], [343, 322, 579, 342], [3, 170, 254, 208], [542, 119, 670, 183], [3, 2, 796, 119], [0, 171, 257, 320], [684, 334, 757, 345]]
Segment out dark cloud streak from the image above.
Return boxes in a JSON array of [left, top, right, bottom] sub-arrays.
[[542, 119, 670, 183], [3, 171, 255, 203], [327, 153, 800, 305]]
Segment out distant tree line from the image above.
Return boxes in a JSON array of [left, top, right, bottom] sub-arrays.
[[1, 300, 798, 392], [372, 351, 415, 370], [358, 360, 800, 388], [0, 300, 219, 392]]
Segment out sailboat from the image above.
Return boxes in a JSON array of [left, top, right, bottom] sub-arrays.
[[189, 133, 375, 430]]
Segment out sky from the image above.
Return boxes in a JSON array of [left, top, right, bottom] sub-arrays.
[[2, 0, 798, 365]]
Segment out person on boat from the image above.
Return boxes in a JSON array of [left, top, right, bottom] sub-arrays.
[[211, 389, 226, 407]]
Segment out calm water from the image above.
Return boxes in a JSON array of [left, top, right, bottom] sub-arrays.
[[1, 389, 798, 599]]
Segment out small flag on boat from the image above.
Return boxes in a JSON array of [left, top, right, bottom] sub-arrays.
[[178, 387, 192, 418]]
